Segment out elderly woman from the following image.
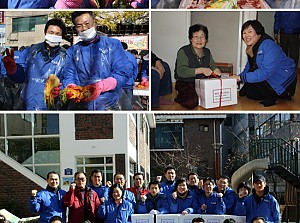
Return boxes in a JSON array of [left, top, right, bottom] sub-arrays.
[[231, 20, 296, 107], [98, 183, 134, 223], [168, 178, 198, 215], [174, 23, 221, 109]]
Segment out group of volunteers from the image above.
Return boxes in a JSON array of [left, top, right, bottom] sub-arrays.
[[30, 166, 280, 223], [0, 11, 144, 111]]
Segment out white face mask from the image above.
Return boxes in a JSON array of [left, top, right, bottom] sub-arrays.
[[45, 34, 63, 47], [136, 58, 141, 64], [78, 27, 97, 41]]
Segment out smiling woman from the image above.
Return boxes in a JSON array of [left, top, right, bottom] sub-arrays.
[[174, 23, 221, 109]]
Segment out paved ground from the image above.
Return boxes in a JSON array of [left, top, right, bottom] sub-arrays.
[[265, 0, 300, 8]]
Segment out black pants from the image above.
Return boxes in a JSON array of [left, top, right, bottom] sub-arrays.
[[280, 33, 300, 68], [239, 78, 296, 101]]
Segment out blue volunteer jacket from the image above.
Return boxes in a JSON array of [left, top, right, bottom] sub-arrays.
[[9, 42, 66, 110], [28, 187, 66, 223], [0, 55, 6, 77], [123, 51, 138, 89], [137, 192, 169, 214], [213, 186, 237, 214], [63, 36, 130, 110], [232, 196, 248, 216], [168, 190, 198, 214], [244, 186, 280, 223], [197, 192, 226, 215], [88, 184, 109, 202], [98, 198, 134, 223], [239, 39, 296, 96], [274, 11, 300, 34], [160, 181, 175, 196]]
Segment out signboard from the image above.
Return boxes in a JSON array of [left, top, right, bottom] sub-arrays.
[[110, 35, 148, 50]]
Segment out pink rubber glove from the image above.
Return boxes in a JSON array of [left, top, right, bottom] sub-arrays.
[[141, 77, 148, 85], [54, 0, 83, 8], [84, 77, 117, 102]]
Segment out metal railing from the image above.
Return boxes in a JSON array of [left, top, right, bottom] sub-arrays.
[[250, 138, 299, 177]]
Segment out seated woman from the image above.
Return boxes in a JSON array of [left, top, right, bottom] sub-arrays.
[[98, 183, 134, 223], [197, 177, 225, 214], [137, 180, 169, 214], [168, 178, 198, 215], [174, 23, 221, 109], [231, 20, 296, 107]]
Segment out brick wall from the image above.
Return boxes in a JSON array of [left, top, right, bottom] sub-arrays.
[[0, 161, 43, 218], [75, 114, 113, 140]]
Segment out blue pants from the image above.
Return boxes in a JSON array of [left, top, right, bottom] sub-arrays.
[[151, 61, 172, 108]]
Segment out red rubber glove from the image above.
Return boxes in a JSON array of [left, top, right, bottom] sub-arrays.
[[2, 48, 17, 75], [52, 83, 62, 98], [84, 77, 117, 102]]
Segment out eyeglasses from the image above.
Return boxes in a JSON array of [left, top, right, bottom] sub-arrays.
[[192, 36, 206, 40], [76, 177, 86, 181]]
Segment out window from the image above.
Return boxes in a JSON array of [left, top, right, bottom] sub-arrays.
[[151, 123, 183, 150], [0, 114, 60, 180], [76, 156, 114, 186], [12, 15, 47, 33], [199, 124, 209, 132]]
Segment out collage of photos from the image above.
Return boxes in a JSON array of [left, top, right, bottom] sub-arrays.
[[0, 1, 299, 223]]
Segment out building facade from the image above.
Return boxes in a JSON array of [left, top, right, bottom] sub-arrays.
[[0, 113, 154, 217], [150, 113, 226, 180]]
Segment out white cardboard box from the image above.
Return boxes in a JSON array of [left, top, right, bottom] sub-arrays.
[[195, 78, 237, 109], [156, 214, 180, 223], [131, 214, 155, 223]]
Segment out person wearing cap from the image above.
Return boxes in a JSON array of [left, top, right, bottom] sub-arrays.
[[197, 177, 226, 215], [214, 175, 236, 214], [244, 175, 280, 223], [233, 181, 251, 216]]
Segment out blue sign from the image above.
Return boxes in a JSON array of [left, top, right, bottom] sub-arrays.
[[64, 168, 73, 176]]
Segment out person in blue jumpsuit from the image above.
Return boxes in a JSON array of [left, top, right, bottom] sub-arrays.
[[213, 175, 237, 215], [230, 20, 296, 107], [62, 11, 130, 110], [98, 183, 134, 223], [233, 181, 251, 216], [160, 166, 176, 196], [1, 18, 67, 110], [28, 171, 66, 223], [120, 42, 138, 110], [137, 180, 169, 214], [197, 177, 226, 215], [112, 173, 136, 207], [87, 169, 109, 202], [244, 175, 280, 223], [168, 178, 198, 215]]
